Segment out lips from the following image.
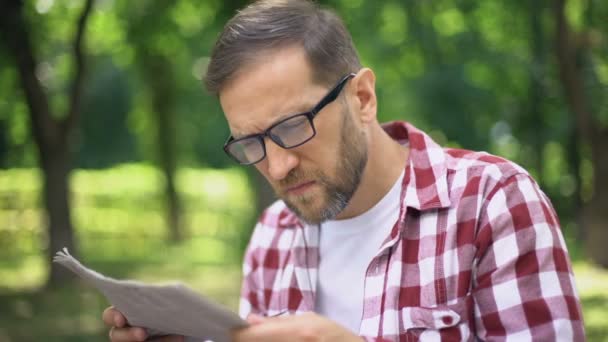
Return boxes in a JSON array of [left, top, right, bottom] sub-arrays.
[[285, 181, 315, 195]]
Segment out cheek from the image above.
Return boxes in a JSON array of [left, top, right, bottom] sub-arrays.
[[310, 133, 343, 176], [304, 120, 343, 161], [295, 141, 335, 175]]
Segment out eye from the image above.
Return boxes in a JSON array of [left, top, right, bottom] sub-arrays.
[[280, 116, 308, 131], [240, 138, 258, 147]]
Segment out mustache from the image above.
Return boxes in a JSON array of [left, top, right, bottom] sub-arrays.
[[279, 168, 320, 189], [279, 169, 306, 188]]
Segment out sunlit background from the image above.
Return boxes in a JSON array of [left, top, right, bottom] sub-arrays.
[[0, 0, 607, 341]]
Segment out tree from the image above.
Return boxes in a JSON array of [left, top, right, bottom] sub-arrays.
[[554, 0, 608, 267], [120, 0, 255, 243], [124, 1, 184, 242], [0, 0, 94, 286]]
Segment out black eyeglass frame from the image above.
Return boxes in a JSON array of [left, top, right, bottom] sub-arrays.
[[223, 73, 356, 165]]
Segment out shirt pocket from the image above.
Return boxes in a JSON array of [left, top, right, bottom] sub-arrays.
[[401, 295, 474, 341]]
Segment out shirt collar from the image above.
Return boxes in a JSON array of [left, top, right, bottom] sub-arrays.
[[382, 121, 452, 211], [278, 121, 452, 229]]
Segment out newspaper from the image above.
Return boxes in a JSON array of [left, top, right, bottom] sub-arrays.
[[53, 248, 247, 342]]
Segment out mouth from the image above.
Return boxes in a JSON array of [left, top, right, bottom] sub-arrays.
[[285, 181, 316, 195]]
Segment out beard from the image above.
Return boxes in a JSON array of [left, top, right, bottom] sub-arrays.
[[275, 106, 368, 224]]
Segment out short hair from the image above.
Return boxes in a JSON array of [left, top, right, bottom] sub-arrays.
[[204, 0, 362, 95]]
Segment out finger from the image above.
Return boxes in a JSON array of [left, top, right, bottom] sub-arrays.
[[232, 320, 291, 342], [102, 306, 117, 327], [109, 326, 147, 342], [150, 335, 185, 342], [245, 314, 266, 325], [114, 311, 127, 328], [103, 306, 128, 328]]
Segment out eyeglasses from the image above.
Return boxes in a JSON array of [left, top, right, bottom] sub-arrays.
[[223, 73, 356, 165]]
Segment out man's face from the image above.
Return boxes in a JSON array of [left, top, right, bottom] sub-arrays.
[[219, 46, 368, 224]]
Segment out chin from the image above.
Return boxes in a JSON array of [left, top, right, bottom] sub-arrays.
[[295, 212, 326, 225], [283, 199, 326, 225]]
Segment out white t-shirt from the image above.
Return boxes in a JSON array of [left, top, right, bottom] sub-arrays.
[[314, 170, 404, 334]]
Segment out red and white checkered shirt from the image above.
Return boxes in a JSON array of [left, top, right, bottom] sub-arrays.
[[239, 121, 585, 341]]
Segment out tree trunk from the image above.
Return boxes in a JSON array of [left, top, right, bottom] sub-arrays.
[[527, 0, 546, 188], [582, 0, 608, 268], [141, 53, 183, 242], [586, 127, 608, 267], [553, 0, 608, 267], [125, 0, 184, 243], [0, 0, 93, 287], [156, 76, 182, 243], [40, 143, 77, 286], [566, 121, 584, 241]]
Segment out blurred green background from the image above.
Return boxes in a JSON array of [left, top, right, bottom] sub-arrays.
[[0, 0, 606, 341]]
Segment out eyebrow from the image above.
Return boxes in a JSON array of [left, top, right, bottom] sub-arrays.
[[232, 101, 316, 139]]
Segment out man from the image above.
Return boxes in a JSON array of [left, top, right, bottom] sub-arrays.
[[103, 0, 585, 341]]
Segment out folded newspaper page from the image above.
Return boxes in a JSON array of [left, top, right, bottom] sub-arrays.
[[53, 248, 247, 342]]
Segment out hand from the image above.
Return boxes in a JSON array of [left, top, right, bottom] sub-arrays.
[[102, 306, 184, 342], [232, 312, 363, 342]]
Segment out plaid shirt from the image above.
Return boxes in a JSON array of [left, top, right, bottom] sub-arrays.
[[239, 121, 585, 341]]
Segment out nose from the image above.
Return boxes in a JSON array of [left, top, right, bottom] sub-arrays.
[[263, 138, 299, 181]]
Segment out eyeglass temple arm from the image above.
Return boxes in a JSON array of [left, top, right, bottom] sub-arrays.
[[311, 73, 356, 116]]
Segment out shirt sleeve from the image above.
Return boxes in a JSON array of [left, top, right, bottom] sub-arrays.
[[473, 173, 585, 340]]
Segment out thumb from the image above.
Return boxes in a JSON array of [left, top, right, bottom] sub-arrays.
[[246, 314, 266, 325]]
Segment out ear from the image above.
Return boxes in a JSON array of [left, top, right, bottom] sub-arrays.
[[350, 68, 377, 124]]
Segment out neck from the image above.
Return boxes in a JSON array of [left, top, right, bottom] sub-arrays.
[[335, 123, 409, 220]]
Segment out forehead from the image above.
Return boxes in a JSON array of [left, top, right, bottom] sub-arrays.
[[219, 46, 324, 136]]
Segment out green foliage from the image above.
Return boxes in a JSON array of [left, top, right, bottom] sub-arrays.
[[0, 261, 242, 341], [75, 57, 137, 168], [1, 0, 606, 173], [0, 163, 254, 289], [0, 162, 606, 340], [0, 0, 607, 338], [0, 163, 251, 340], [1, 243, 607, 340]]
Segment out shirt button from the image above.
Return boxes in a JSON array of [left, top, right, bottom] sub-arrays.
[[442, 316, 453, 325]]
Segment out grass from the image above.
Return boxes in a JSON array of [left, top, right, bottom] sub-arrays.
[[571, 261, 608, 341], [0, 259, 606, 341], [0, 165, 252, 341], [0, 165, 607, 340], [0, 260, 242, 342]]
